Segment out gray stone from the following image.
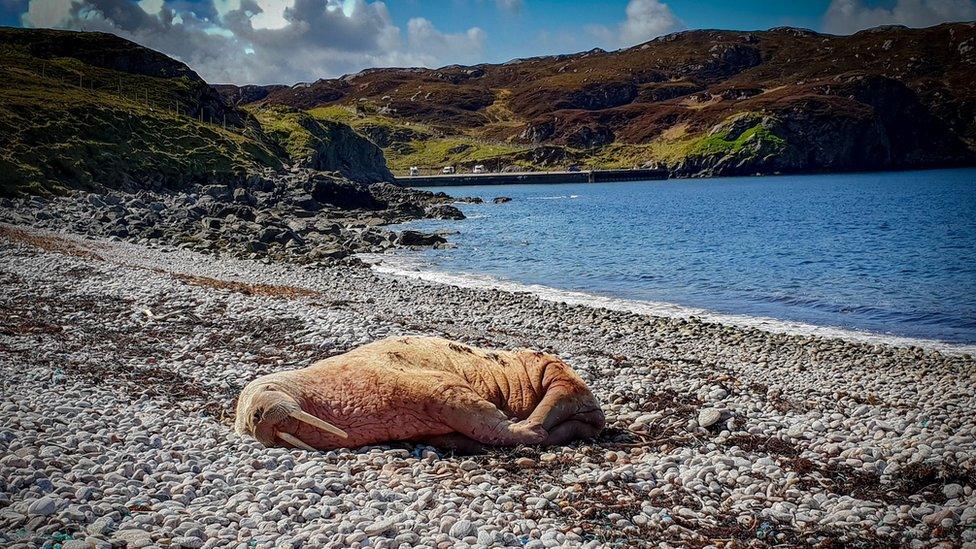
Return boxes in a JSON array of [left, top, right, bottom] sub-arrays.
[[112, 529, 152, 548], [697, 408, 722, 428], [27, 496, 56, 517], [449, 519, 475, 539], [88, 516, 115, 536]]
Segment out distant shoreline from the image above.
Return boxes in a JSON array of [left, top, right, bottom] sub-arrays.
[[393, 164, 976, 188], [394, 167, 668, 187]]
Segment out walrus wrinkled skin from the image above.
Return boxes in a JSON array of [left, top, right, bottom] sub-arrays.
[[235, 336, 605, 452]]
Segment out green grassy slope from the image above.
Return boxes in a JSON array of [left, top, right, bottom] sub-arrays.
[[0, 29, 285, 196], [0, 28, 391, 197]]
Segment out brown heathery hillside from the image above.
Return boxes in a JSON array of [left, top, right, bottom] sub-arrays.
[[224, 23, 976, 177]]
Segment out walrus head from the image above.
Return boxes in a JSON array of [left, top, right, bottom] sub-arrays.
[[235, 375, 347, 450]]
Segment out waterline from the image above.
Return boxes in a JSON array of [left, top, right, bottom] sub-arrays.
[[364, 253, 976, 356]]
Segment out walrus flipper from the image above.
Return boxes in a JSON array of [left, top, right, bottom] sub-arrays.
[[522, 358, 607, 445], [433, 383, 546, 446]]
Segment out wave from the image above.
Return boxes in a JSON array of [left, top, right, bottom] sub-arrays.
[[528, 195, 579, 200], [362, 253, 976, 355]]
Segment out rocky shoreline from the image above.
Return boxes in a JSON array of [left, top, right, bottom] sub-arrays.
[[0, 219, 974, 548], [0, 170, 473, 264]]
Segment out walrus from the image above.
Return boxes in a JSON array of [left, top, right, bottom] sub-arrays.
[[235, 336, 605, 452]]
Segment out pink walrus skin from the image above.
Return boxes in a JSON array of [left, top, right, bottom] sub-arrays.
[[235, 336, 605, 452]]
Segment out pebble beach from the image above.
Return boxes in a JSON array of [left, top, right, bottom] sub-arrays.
[[1, 223, 975, 548]]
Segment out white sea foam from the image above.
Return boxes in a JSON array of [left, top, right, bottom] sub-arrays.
[[363, 253, 976, 355]]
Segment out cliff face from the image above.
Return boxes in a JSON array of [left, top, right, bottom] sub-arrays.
[[229, 23, 976, 176], [0, 28, 391, 197], [251, 108, 393, 183]]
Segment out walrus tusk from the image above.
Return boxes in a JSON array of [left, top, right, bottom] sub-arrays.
[[289, 410, 348, 438], [277, 431, 315, 451]]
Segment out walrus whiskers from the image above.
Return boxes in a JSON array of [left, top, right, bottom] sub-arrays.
[[289, 410, 348, 438], [276, 431, 315, 451]]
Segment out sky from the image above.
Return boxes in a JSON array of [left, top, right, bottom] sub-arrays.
[[3, 0, 975, 84]]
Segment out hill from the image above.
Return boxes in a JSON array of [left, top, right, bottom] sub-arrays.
[[0, 27, 390, 197], [222, 23, 976, 177]]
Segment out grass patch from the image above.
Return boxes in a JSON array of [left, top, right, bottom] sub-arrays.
[[308, 104, 358, 124], [649, 113, 786, 165], [252, 107, 323, 164], [689, 124, 785, 157], [385, 137, 531, 173]]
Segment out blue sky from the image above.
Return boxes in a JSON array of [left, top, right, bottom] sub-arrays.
[[5, 0, 975, 83], [383, 1, 828, 61]]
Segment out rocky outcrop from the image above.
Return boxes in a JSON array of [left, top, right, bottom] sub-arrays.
[[214, 84, 288, 106], [304, 120, 393, 183], [311, 176, 386, 210], [0, 168, 466, 262], [560, 82, 638, 111], [254, 108, 393, 184], [666, 78, 976, 178]]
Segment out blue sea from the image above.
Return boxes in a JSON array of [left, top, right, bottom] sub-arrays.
[[377, 169, 976, 349]]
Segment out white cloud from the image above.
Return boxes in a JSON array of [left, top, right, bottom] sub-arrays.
[[18, 0, 489, 84], [249, 0, 294, 30], [823, 0, 976, 34], [212, 0, 239, 17], [586, 0, 681, 49], [495, 0, 521, 12], [137, 0, 163, 15], [406, 17, 486, 62], [22, 0, 75, 27], [620, 0, 681, 44]]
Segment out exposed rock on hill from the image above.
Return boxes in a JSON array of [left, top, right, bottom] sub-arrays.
[[252, 108, 393, 183], [213, 83, 288, 106]]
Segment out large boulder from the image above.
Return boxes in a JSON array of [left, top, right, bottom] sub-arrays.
[[425, 204, 465, 220], [311, 177, 386, 211], [397, 230, 446, 247]]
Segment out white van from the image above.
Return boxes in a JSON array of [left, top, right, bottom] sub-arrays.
[[472, 164, 486, 174], [442, 166, 455, 174]]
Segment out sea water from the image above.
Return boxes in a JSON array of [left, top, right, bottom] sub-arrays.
[[376, 169, 976, 349]]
